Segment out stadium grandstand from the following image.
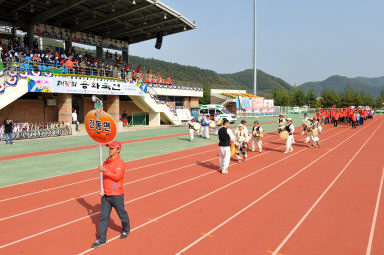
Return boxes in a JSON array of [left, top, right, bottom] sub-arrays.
[[0, 0, 201, 128]]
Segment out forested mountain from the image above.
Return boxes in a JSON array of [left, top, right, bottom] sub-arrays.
[[298, 75, 384, 97], [221, 69, 292, 94]]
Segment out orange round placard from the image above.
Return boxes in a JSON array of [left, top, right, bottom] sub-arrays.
[[84, 110, 117, 144]]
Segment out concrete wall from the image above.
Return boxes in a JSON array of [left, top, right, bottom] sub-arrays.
[[119, 101, 143, 115], [0, 99, 57, 123], [190, 97, 199, 108], [104, 95, 120, 123], [58, 93, 72, 123]]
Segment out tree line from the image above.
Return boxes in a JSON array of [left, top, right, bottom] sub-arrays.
[[272, 86, 384, 108]]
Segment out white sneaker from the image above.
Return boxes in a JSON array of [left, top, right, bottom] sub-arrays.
[[251, 150, 255, 152], [259, 150, 262, 153], [284, 151, 289, 154], [222, 170, 228, 174]]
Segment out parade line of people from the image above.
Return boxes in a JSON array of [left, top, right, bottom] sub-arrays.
[[186, 107, 374, 175], [90, 107, 374, 247]]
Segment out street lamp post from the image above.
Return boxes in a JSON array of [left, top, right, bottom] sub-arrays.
[[253, 0, 257, 96]]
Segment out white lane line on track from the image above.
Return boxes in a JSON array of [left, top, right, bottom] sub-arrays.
[[0, 132, 290, 221], [366, 166, 384, 255], [77, 125, 357, 254], [271, 120, 383, 255], [174, 119, 380, 255], [0, 126, 319, 249]]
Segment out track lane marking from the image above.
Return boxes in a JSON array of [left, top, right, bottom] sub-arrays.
[[272, 120, 383, 255], [0, 126, 328, 249], [366, 166, 384, 255], [0, 130, 303, 220], [174, 120, 379, 255], [76, 125, 358, 254]]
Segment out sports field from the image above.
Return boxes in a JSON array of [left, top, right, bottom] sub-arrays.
[[0, 115, 383, 255]]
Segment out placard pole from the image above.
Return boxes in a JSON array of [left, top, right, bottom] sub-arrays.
[[99, 143, 104, 195]]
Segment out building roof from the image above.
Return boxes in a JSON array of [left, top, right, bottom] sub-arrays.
[[0, 0, 196, 45]]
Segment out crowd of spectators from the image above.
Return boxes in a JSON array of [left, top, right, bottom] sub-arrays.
[[0, 35, 172, 84]]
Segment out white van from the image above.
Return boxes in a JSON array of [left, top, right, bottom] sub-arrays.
[[198, 105, 237, 123]]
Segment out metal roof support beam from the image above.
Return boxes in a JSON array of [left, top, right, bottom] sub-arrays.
[[56, 2, 112, 23], [31, 0, 89, 24], [9, 0, 35, 15], [118, 17, 178, 37], [72, 3, 152, 31]]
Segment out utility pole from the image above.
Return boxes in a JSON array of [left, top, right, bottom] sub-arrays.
[[253, 0, 257, 96]]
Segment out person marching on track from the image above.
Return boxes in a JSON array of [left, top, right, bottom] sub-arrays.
[[278, 114, 286, 134], [301, 113, 309, 135], [351, 110, 357, 128], [203, 114, 211, 139], [234, 123, 249, 162], [214, 115, 220, 135], [284, 118, 295, 154], [92, 141, 130, 248], [218, 119, 235, 174], [333, 111, 340, 127], [187, 118, 195, 142], [309, 118, 321, 148], [251, 121, 263, 153], [240, 120, 249, 134], [304, 120, 312, 144], [199, 115, 205, 136]]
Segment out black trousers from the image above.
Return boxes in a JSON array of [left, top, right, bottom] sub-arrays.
[[333, 120, 338, 127], [98, 194, 130, 242]]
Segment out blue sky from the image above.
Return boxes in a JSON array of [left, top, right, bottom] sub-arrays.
[[129, 0, 384, 86]]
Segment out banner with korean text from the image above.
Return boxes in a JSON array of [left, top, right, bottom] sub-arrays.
[[27, 76, 144, 96]]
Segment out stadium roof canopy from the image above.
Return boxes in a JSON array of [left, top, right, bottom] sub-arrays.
[[0, 0, 196, 44]]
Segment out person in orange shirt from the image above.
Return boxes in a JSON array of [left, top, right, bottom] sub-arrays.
[[65, 57, 74, 71], [92, 141, 130, 248], [333, 111, 339, 127], [351, 111, 357, 128], [32, 53, 40, 62]]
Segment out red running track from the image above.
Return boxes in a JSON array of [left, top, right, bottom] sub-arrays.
[[0, 117, 382, 255]]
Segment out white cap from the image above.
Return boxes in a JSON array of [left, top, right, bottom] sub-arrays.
[[286, 118, 292, 121]]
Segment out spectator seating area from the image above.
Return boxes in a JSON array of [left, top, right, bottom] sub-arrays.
[[0, 37, 172, 84]]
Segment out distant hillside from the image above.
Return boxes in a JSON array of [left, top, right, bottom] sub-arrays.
[[128, 56, 294, 96], [128, 56, 235, 87], [298, 75, 384, 97], [221, 69, 293, 94]]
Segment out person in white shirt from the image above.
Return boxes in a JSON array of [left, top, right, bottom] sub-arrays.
[[214, 115, 220, 135], [251, 121, 264, 153], [218, 119, 235, 174], [309, 118, 321, 148], [72, 109, 79, 131], [240, 120, 249, 135], [301, 113, 309, 135], [278, 114, 286, 134], [199, 115, 204, 137], [187, 118, 195, 142], [284, 118, 295, 154], [203, 115, 210, 139], [234, 124, 249, 162]]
